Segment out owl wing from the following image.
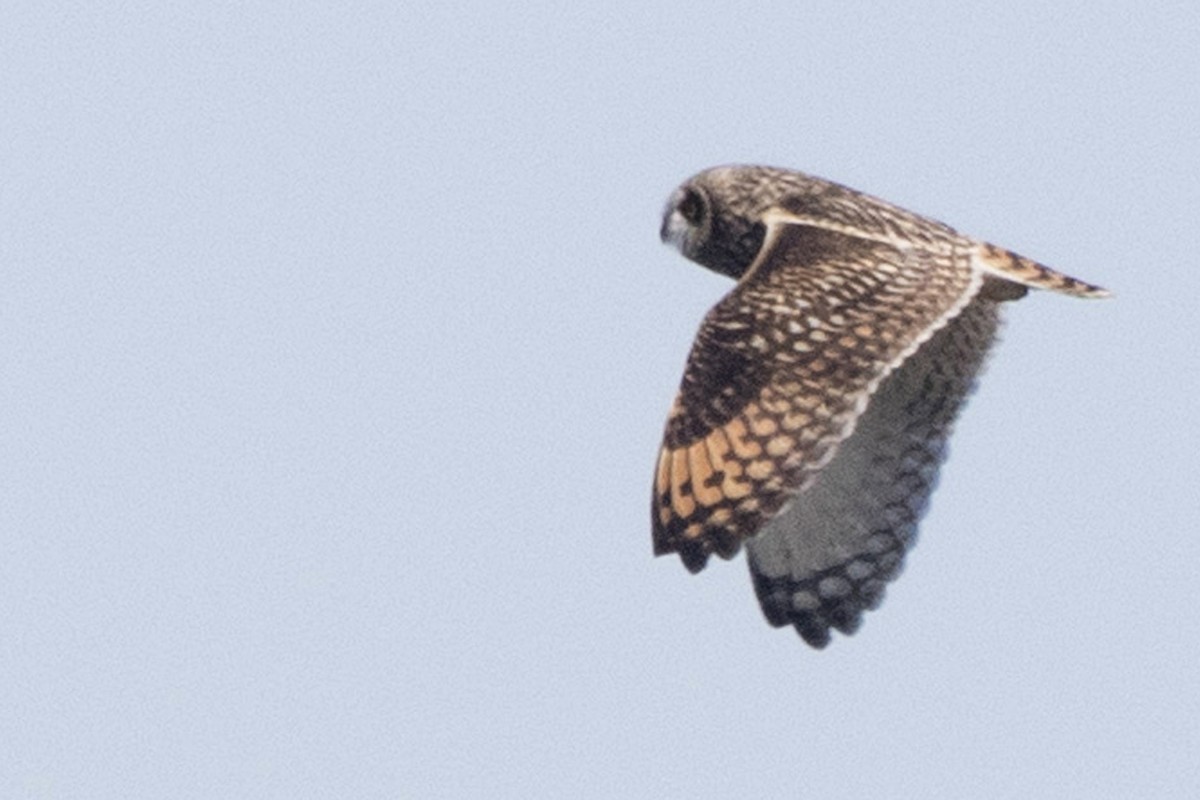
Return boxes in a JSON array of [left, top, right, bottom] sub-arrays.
[[745, 296, 1003, 647], [652, 217, 982, 573]]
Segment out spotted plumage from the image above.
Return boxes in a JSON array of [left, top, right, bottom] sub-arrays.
[[653, 165, 1108, 647]]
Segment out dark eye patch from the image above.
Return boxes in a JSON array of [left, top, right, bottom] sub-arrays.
[[677, 188, 705, 225]]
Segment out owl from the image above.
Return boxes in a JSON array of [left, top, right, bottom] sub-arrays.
[[653, 165, 1108, 647]]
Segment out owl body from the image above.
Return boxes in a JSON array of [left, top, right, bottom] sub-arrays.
[[653, 165, 1107, 647]]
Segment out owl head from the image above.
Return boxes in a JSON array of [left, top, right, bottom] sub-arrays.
[[660, 165, 803, 280]]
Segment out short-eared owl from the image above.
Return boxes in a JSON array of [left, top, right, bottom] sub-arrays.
[[653, 165, 1108, 647]]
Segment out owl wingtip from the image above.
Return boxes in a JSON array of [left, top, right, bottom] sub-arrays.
[[673, 539, 716, 573], [653, 526, 708, 572]]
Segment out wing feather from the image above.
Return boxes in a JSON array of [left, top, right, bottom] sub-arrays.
[[745, 296, 1003, 646], [652, 220, 981, 572]]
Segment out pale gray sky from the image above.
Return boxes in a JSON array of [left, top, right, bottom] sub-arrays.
[[3, 2, 1197, 797]]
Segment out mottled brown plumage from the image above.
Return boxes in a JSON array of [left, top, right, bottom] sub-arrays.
[[653, 165, 1108, 647]]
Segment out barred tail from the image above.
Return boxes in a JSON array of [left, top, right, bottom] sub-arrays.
[[973, 242, 1111, 299]]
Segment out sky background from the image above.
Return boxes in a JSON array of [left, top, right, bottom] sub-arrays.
[[2, 2, 1197, 798]]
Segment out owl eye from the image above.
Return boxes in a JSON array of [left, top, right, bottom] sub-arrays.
[[677, 188, 706, 225]]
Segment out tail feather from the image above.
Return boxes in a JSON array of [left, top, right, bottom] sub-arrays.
[[973, 242, 1111, 299]]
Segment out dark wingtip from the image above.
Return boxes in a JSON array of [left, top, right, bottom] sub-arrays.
[[677, 540, 711, 574], [796, 621, 832, 649], [652, 530, 713, 573], [750, 558, 903, 649]]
